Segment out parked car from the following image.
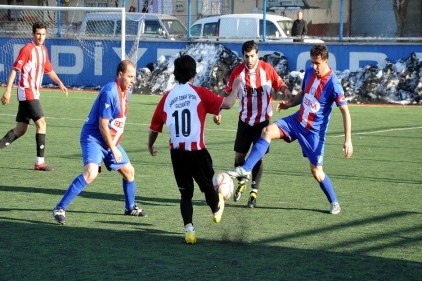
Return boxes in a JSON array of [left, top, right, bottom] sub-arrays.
[[80, 12, 187, 40], [190, 13, 323, 43], [190, 15, 221, 37]]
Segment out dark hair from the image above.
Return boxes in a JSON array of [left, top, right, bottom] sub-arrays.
[[32, 22, 47, 33], [116, 59, 135, 76], [310, 45, 329, 60], [174, 55, 196, 84], [242, 40, 258, 55]]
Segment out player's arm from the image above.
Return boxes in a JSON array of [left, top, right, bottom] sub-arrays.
[[214, 76, 241, 125], [148, 97, 165, 155], [99, 117, 122, 162], [147, 130, 159, 156], [276, 90, 304, 111], [221, 76, 241, 109], [339, 104, 353, 159], [1, 68, 18, 105], [275, 84, 292, 101], [47, 70, 68, 97]]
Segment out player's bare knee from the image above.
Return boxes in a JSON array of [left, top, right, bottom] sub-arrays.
[[262, 124, 278, 140], [310, 166, 325, 182], [120, 163, 135, 181], [261, 126, 271, 138], [312, 169, 325, 182], [14, 124, 29, 137], [35, 118, 47, 131], [83, 165, 99, 183]]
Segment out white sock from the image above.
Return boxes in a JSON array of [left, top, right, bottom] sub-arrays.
[[36, 157, 45, 165]]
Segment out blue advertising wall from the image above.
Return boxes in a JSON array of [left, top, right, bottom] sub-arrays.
[[1, 38, 421, 87]]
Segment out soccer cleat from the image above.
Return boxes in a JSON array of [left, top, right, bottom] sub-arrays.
[[34, 163, 55, 171], [213, 193, 225, 223], [226, 166, 251, 182], [53, 208, 66, 224], [125, 205, 148, 217], [330, 202, 341, 215], [185, 226, 197, 244], [247, 192, 257, 208], [233, 181, 247, 202]]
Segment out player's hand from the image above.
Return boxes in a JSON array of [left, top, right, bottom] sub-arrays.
[[111, 147, 123, 163], [213, 114, 222, 125], [1, 92, 11, 105], [276, 101, 289, 112], [60, 84, 68, 98], [343, 142, 353, 159]]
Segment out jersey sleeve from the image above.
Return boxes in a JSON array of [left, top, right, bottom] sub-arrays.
[[225, 65, 241, 94], [332, 73, 347, 107], [149, 94, 168, 133], [196, 86, 224, 115], [98, 88, 115, 120], [12, 44, 32, 72], [269, 64, 285, 91]]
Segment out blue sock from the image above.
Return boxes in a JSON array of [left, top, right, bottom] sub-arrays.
[[243, 137, 270, 172], [122, 180, 136, 210], [56, 174, 88, 209], [319, 174, 337, 203]]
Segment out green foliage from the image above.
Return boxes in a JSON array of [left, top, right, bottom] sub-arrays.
[[0, 91, 421, 280]]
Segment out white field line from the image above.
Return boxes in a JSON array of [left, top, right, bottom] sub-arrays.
[[1, 113, 421, 136], [330, 126, 422, 138]]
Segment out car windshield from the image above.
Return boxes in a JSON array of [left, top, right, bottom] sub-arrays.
[[162, 19, 187, 35], [115, 20, 140, 35], [277, 20, 293, 36]]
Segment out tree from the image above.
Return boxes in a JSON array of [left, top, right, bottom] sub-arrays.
[[392, 0, 409, 37]]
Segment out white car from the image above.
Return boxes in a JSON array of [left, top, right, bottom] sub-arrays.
[[80, 12, 187, 40], [190, 13, 323, 43]]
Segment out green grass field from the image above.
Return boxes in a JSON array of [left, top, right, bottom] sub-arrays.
[[0, 89, 421, 281]]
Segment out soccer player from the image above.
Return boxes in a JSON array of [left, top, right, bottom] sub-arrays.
[[0, 22, 68, 171], [213, 40, 291, 208], [227, 44, 353, 215], [148, 54, 240, 244], [53, 60, 147, 224]]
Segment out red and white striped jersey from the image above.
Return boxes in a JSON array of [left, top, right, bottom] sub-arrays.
[[225, 60, 284, 126], [150, 83, 224, 151], [12, 41, 53, 101]]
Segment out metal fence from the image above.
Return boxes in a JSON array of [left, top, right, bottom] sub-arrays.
[[173, 0, 421, 42]]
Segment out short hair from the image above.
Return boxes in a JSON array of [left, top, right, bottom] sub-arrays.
[[116, 59, 135, 76], [174, 54, 196, 84], [32, 22, 47, 33], [242, 40, 258, 55], [310, 45, 329, 60]]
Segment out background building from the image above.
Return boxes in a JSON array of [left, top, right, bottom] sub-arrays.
[[0, 0, 420, 38]]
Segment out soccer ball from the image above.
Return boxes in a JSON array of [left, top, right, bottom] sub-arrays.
[[212, 172, 234, 200]]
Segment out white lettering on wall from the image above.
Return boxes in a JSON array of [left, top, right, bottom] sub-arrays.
[[94, 42, 103, 75], [349, 52, 387, 72], [51, 46, 83, 74]]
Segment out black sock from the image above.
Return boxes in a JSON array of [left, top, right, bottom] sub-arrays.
[[0, 130, 17, 149], [36, 133, 46, 157]]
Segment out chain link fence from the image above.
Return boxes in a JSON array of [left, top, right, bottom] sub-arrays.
[[174, 0, 421, 43]]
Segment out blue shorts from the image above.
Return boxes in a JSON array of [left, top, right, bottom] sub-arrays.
[[274, 115, 325, 166], [80, 138, 129, 171]]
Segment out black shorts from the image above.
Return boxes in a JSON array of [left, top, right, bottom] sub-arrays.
[[16, 100, 44, 124], [234, 119, 270, 154], [170, 149, 214, 194]]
